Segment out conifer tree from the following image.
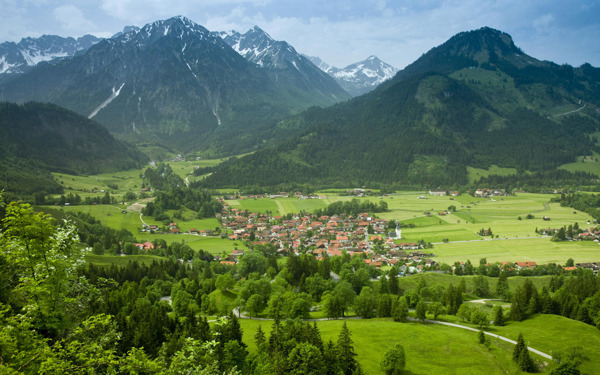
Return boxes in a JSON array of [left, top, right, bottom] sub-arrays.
[[337, 322, 359, 375], [255, 324, 266, 348], [493, 305, 504, 326], [513, 333, 536, 372]]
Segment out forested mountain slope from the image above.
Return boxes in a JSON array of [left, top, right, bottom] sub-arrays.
[[0, 102, 146, 195], [202, 27, 600, 189]]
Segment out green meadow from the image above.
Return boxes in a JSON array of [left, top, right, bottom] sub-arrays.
[[558, 151, 600, 177], [433, 238, 600, 264], [47, 204, 241, 255], [240, 318, 576, 374], [467, 165, 519, 184], [84, 253, 165, 266]]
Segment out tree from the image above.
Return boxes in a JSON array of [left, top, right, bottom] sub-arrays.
[[513, 333, 536, 372], [287, 342, 325, 375], [388, 267, 399, 295], [1, 202, 88, 337], [416, 300, 427, 321], [377, 294, 392, 318], [337, 322, 360, 375], [245, 294, 264, 317], [427, 301, 444, 320], [472, 275, 490, 297], [354, 287, 377, 319], [254, 324, 266, 348], [478, 330, 486, 345], [215, 272, 235, 292], [393, 297, 409, 322], [470, 309, 488, 329], [457, 304, 472, 322], [492, 305, 504, 326], [380, 343, 406, 375], [496, 271, 510, 301]]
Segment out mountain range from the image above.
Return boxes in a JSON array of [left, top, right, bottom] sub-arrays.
[[201, 27, 600, 189], [0, 17, 350, 154], [0, 34, 103, 77], [306, 55, 397, 96], [1, 20, 599, 190]]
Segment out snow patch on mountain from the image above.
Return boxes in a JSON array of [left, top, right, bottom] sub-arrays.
[[89, 82, 125, 119]]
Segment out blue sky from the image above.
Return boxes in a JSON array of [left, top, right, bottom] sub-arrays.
[[1, 0, 599, 69]]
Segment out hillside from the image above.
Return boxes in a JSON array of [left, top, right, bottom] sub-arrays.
[[0, 102, 147, 195], [0, 17, 350, 155], [202, 27, 600, 189]]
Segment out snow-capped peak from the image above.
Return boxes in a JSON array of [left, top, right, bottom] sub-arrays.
[[0, 33, 103, 75], [307, 55, 398, 96]]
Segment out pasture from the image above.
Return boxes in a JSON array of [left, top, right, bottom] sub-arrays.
[[47, 204, 240, 255], [237, 316, 587, 374]]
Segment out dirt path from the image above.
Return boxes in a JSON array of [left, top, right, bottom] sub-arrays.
[[548, 104, 586, 118]]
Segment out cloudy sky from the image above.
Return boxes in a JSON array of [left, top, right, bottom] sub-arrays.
[[1, 0, 599, 69]]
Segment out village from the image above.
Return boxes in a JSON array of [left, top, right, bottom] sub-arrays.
[[134, 188, 600, 276]]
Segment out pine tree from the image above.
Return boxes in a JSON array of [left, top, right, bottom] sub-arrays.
[[496, 271, 510, 301], [478, 330, 486, 345], [255, 324, 266, 348], [493, 305, 504, 326], [388, 267, 399, 295], [513, 332, 536, 372], [416, 300, 427, 321], [337, 322, 358, 375], [513, 333, 526, 362]]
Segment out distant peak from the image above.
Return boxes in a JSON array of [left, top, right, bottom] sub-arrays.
[[172, 15, 194, 25], [247, 26, 273, 40]]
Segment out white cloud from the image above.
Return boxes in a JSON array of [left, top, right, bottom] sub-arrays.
[[53, 5, 97, 33], [533, 13, 555, 31], [99, 0, 272, 23]]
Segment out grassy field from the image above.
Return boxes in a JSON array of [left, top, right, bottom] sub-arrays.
[[85, 254, 165, 266], [467, 165, 519, 184], [236, 312, 600, 374], [559, 151, 600, 177], [53, 168, 143, 199], [239, 318, 553, 374], [433, 238, 600, 264], [47, 205, 241, 255]]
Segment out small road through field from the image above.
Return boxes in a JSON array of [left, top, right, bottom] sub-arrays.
[[230, 308, 552, 359]]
